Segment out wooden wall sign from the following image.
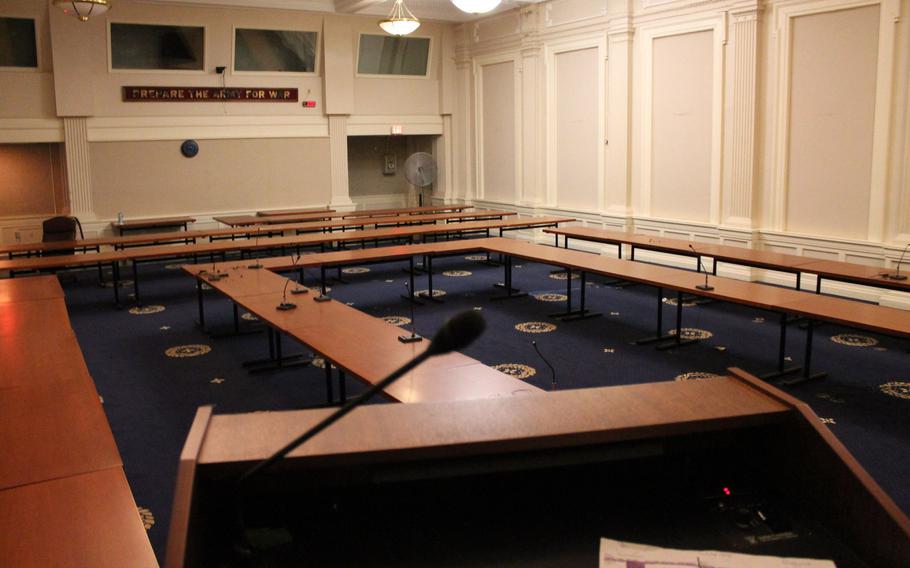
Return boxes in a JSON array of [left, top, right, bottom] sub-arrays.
[[123, 87, 298, 102]]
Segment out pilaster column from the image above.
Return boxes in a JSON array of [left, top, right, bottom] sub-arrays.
[[435, 115, 455, 202], [63, 117, 95, 220], [453, 28, 475, 203], [328, 115, 354, 209], [605, 17, 634, 219], [722, 5, 760, 228]]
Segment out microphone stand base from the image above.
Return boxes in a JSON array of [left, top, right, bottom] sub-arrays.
[[398, 333, 423, 343], [248, 263, 264, 270], [884, 274, 907, 281], [695, 284, 714, 291], [291, 287, 309, 295], [276, 302, 297, 311], [313, 294, 331, 303]]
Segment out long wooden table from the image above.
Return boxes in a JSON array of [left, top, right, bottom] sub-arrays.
[[0, 277, 158, 567], [256, 206, 332, 216], [165, 368, 910, 567], [545, 226, 910, 295], [0, 216, 571, 307], [215, 204, 471, 227], [115, 215, 196, 236], [0, 209, 514, 259], [184, 260, 540, 405], [192, 237, 910, 387]]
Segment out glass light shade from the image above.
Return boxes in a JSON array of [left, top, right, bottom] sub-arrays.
[[451, 0, 501, 14], [379, 0, 420, 36], [378, 18, 421, 36], [54, 0, 111, 22]]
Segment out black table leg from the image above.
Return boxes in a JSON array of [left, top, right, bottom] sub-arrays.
[[780, 319, 828, 386], [314, 266, 331, 302], [418, 255, 443, 303], [325, 363, 334, 405], [491, 255, 527, 300], [552, 271, 601, 321], [132, 260, 141, 306], [760, 311, 803, 381], [636, 287, 672, 344], [656, 291, 698, 350], [196, 279, 205, 331], [112, 261, 122, 309]]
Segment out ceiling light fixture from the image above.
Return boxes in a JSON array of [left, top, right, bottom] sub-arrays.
[[451, 0, 501, 14], [379, 0, 420, 36], [54, 0, 111, 22]]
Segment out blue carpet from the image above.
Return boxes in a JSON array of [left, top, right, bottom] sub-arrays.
[[57, 247, 910, 563]]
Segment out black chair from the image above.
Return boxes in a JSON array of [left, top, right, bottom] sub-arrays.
[[41, 216, 84, 257]]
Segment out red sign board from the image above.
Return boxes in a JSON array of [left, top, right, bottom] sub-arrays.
[[123, 86, 298, 102]]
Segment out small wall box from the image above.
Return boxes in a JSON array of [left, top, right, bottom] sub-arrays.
[[303, 101, 316, 107]]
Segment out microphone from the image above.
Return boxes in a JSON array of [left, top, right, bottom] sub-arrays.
[[399, 281, 422, 343], [232, 310, 486, 556], [248, 227, 264, 269], [290, 254, 308, 295], [689, 244, 714, 291], [532, 340, 557, 390], [883, 243, 909, 281]]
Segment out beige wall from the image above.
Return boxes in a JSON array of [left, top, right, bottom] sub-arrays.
[[0, 143, 68, 217], [650, 30, 714, 223], [554, 47, 600, 212], [786, 5, 880, 240], [348, 135, 433, 198], [480, 60, 515, 202], [90, 137, 331, 218]]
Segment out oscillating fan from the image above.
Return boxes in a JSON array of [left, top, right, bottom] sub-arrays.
[[403, 152, 437, 206]]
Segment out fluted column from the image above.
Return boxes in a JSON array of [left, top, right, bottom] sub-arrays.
[[328, 115, 354, 209], [63, 117, 95, 219], [722, 5, 760, 228], [605, 16, 634, 218]]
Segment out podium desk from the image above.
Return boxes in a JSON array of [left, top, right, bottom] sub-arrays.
[[165, 369, 910, 568]]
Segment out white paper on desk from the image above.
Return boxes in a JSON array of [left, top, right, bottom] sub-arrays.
[[599, 537, 836, 568]]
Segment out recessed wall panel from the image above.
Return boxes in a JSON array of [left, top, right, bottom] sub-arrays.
[[650, 30, 713, 222], [555, 47, 600, 211], [481, 60, 516, 202], [786, 6, 879, 240]]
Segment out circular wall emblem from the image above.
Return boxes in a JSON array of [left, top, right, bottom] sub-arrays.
[[128, 305, 165, 315], [830, 334, 878, 347], [312, 357, 336, 369], [342, 267, 370, 274], [492, 363, 537, 379], [532, 292, 568, 302], [667, 328, 713, 340], [382, 315, 411, 326], [138, 507, 155, 530], [200, 283, 212, 291], [515, 322, 557, 334], [880, 381, 910, 400], [442, 270, 472, 277], [180, 139, 199, 158], [548, 271, 580, 280], [416, 289, 446, 298], [165, 344, 211, 358], [675, 371, 724, 382], [241, 312, 259, 322], [464, 255, 487, 261]]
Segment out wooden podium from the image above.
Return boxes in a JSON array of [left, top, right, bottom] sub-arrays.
[[165, 369, 910, 567]]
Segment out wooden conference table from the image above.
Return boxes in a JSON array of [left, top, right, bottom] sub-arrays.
[[0, 209, 513, 259], [114, 215, 196, 236], [0, 277, 157, 567], [0, 216, 570, 307], [546, 226, 910, 295], [216, 204, 471, 227]]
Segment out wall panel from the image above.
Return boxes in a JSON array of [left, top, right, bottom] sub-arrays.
[[785, 5, 879, 240], [479, 60, 517, 202], [554, 47, 600, 211], [650, 30, 714, 222]]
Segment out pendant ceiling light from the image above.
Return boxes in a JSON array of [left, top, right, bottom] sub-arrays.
[[451, 0, 501, 14], [54, 0, 111, 22], [379, 0, 420, 36]]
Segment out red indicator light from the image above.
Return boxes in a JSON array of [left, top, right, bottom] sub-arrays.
[[303, 101, 316, 108], [723, 487, 732, 496]]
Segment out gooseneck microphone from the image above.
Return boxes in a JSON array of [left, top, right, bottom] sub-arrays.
[[689, 244, 714, 291], [276, 255, 306, 311], [532, 340, 557, 391], [399, 281, 422, 343], [884, 243, 909, 281], [233, 310, 486, 557]]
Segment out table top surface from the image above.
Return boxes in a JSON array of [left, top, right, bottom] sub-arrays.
[[257, 206, 333, 216], [0, 210, 512, 256], [197, 375, 787, 466], [0, 468, 158, 568], [114, 216, 196, 229], [0, 276, 63, 303], [217, 204, 471, 226]]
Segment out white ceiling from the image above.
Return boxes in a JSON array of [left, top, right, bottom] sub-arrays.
[[149, 0, 525, 23]]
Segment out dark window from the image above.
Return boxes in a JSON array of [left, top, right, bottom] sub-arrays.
[[111, 23, 204, 71], [234, 29, 317, 73], [357, 34, 430, 76], [0, 18, 38, 68]]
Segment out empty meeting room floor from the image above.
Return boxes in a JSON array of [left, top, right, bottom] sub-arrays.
[[56, 251, 910, 562]]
